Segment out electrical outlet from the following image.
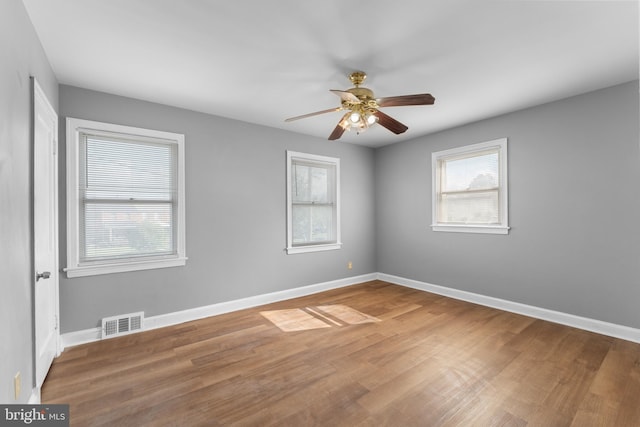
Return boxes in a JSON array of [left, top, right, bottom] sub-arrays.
[[14, 372, 20, 400], [348, 261, 353, 270]]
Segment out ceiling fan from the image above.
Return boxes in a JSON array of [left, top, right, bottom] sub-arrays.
[[285, 71, 435, 140]]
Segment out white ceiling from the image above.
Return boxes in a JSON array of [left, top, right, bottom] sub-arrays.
[[23, 0, 639, 147]]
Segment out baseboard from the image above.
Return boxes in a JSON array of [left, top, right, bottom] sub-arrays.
[[60, 273, 377, 349], [378, 272, 640, 344], [60, 327, 102, 349], [28, 388, 41, 404], [60, 272, 640, 349]]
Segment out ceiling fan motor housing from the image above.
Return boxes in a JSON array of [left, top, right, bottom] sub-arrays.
[[347, 87, 375, 100]]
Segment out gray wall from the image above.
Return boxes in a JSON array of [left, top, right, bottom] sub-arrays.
[[58, 85, 377, 333], [376, 80, 640, 329], [0, 0, 59, 403]]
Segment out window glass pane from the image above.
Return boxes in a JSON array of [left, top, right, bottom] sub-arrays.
[[310, 166, 329, 202], [292, 163, 330, 203], [292, 164, 310, 202], [80, 134, 178, 262], [442, 151, 498, 192], [292, 205, 333, 245], [439, 190, 499, 224], [81, 202, 174, 261]]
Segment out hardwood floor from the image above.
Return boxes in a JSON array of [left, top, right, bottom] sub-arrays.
[[42, 281, 640, 426]]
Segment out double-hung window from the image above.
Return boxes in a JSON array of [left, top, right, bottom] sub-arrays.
[[286, 151, 341, 254], [432, 138, 509, 234], [65, 118, 186, 277]]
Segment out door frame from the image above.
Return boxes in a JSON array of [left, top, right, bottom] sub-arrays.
[[32, 77, 60, 396]]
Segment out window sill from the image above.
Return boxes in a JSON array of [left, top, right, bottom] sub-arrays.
[[286, 243, 342, 254], [64, 257, 188, 278], [431, 224, 510, 235]]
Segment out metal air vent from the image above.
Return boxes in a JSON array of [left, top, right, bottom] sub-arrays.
[[101, 312, 144, 339]]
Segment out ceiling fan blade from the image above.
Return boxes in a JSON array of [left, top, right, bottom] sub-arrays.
[[373, 110, 408, 135], [330, 90, 361, 104], [376, 93, 435, 108], [328, 113, 351, 140], [285, 107, 343, 122]]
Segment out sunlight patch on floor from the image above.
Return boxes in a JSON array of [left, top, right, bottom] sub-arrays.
[[260, 309, 332, 332], [261, 305, 380, 332], [316, 304, 381, 325]]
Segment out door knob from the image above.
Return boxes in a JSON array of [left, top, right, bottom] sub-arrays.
[[36, 271, 51, 281]]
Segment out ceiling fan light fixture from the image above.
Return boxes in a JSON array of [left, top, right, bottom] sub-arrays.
[[284, 71, 435, 141], [338, 114, 350, 130]]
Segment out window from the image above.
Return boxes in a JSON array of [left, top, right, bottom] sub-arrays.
[[432, 138, 509, 234], [286, 151, 341, 254], [65, 118, 186, 277]]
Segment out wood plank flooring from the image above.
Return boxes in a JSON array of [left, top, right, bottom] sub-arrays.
[[42, 280, 640, 426]]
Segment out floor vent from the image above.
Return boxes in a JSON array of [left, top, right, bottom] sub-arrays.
[[101, 312, 144, 339]]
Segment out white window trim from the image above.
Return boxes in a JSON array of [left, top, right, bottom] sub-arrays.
[[65, 118, 187, 277], [286, 151, 341, 254], [431, 138, 509, 235]]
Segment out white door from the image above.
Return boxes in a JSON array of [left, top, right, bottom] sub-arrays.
[[33, 78, 59, 389]]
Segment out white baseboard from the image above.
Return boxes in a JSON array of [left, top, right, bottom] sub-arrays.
[[378, 273, 640, 344], [60, 327, 102, 349], [60, 273, 377, 349], [28, 387, 41, 404], [60, 272, 640, 349]]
